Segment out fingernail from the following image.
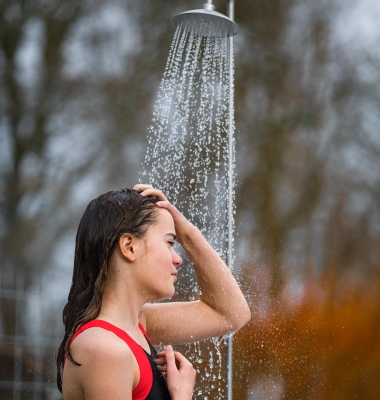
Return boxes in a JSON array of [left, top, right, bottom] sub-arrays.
[[166, 345, 173, 351]]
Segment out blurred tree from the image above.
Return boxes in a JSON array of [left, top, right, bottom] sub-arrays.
[[234, 0, 380, 295], [1, 0, 380, 398], [0, 0, 183, 331], [1, 0, 84, 334]]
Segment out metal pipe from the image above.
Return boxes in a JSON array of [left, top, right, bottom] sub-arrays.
[[203, 1, 216, 11], [226, 0, 234, 21], [226, 3, 235, 400]]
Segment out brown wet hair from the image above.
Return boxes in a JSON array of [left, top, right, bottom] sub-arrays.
[[56, 188, 159, 392]]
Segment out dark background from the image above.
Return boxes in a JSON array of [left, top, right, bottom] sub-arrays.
[[1, 0, 380, 399]]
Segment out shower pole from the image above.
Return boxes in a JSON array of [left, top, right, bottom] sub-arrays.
[[226, 1, 234, 400], [172, 2, 237, 398]]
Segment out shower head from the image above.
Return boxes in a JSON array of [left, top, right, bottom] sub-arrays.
[[172, 3, 238, 38]]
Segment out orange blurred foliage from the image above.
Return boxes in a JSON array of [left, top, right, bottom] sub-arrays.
[[233, 265, 380, 399]]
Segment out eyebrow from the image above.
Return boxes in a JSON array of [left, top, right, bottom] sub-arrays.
[[165, 233, 177, 240]]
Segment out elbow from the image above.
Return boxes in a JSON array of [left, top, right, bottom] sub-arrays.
[[239, 308, 252, 330], [243, 308, 252, 326], [228, 307, 252, 333]]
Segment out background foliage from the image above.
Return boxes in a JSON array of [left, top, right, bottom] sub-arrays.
[[1, 0, 379, 398]]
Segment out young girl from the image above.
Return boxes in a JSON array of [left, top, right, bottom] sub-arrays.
[[56, 184, 251, 400]]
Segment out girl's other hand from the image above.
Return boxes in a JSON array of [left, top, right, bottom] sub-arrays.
[[155, 346, 196, 400]]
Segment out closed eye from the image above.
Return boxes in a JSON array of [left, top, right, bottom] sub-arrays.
[[168, 241, 175, 247]]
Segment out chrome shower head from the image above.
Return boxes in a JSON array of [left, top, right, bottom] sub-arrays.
[[172, 3, 238, 38]]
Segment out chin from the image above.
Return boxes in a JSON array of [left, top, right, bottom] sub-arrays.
[[154, 287, 176, 302]]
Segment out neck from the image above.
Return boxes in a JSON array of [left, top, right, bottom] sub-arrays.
[[98, 272, 148, 331]]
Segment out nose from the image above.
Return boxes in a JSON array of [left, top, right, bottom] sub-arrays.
[[172, 249, 182, 267]]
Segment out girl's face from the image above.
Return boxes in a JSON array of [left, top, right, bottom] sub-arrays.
[[140, 208, 182, 300]]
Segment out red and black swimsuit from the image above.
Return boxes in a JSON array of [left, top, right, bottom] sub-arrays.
[[69, 320, 171, 400]]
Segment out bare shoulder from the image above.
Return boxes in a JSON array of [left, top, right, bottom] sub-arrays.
[[70, 327, 133, 362], [63, 328, 138, 400]]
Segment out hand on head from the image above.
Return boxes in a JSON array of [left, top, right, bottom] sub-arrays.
[[134, 184, 168, 202], [154, 345, 196, 400], [133, 184, 197, 244]]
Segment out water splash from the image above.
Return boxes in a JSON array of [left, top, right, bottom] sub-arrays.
[[142, 26, 234, 252], [141, 24, 235, 399]]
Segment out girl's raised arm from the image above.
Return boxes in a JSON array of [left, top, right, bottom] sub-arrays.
[[135, 184, 251, 345]]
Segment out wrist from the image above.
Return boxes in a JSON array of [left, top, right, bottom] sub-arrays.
[[171, 391, 193, 400], [176, 224, 200, 245]]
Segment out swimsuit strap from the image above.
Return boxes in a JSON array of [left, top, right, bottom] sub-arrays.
[[69, 320, 153, 400], [138, 322, 151, 342]]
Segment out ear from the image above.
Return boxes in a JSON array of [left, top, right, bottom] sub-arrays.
[[118, 234, 137, 262]]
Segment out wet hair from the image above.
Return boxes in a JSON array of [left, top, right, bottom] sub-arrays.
[[56, 188, 159, 392]]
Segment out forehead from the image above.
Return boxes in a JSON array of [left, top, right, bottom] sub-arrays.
[[152, 208, 175, 231]]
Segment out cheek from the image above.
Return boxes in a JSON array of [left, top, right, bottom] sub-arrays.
[[144, 240, 173, 271], [146, 246, 168, 268]]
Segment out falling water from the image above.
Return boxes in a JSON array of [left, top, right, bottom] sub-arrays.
[[141, 24, 235, 400]]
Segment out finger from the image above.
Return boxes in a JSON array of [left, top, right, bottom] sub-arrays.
[[165, 345, 177, 373], [154, 358, 167, 365], [133, 184, 153, 191], [158, 366, 167, 372], [139, 188, 168, 202], [173, 351, 194, 371], [155, 201, 182, 216]]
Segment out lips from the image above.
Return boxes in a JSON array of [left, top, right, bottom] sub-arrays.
[[171, 272, 178, 281]]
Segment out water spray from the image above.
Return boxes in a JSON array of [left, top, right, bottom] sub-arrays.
[[173, 2, 237, 399]]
